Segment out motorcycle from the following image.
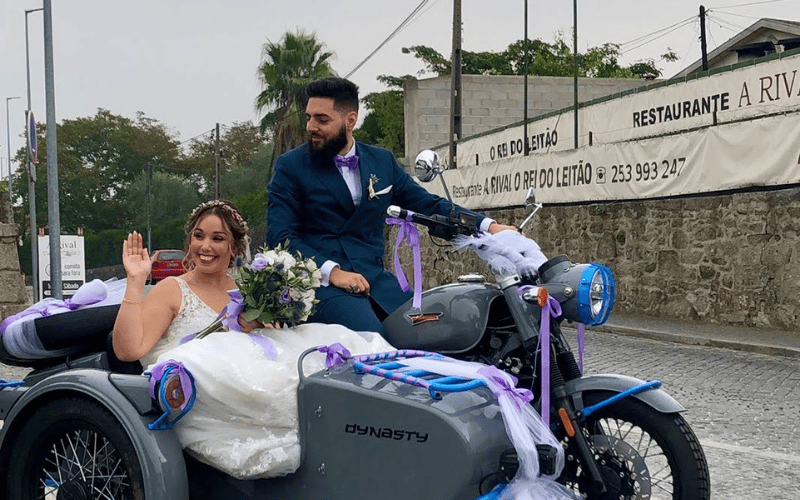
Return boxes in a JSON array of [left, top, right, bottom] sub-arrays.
[[379, 150, 711, 500], [0, 290, 563, 498], [0, 150, 710, 500]]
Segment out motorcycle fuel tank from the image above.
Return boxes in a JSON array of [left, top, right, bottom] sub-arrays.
[[382, 282, 503, 353]]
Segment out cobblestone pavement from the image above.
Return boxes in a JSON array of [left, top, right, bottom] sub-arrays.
[[2, 331, 798, 499], [576, 330, 800, 500]]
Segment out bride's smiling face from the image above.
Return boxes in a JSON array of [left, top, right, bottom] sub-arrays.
[[188, 214, 233, 273]]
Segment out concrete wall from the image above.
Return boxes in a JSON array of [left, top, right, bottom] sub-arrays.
[[404, 74, 648, 159], [0, 196, 30, 321], [389, 187, 800, 331]]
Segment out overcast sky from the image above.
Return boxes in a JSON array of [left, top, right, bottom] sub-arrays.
[[2, 0, 799, 181]]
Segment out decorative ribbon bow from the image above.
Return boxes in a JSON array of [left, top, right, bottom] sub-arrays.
[[148, 360, 194, 410], [334, 154, 359, 171], [0, 279, 108, 335], [317, 343, 351, 369], [478, 365, 534, 411], [386, 211, 422, 310]]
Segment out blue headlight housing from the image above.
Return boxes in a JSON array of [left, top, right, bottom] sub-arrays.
[[576, 263, 615, 325], [539, 256, 615, 326]]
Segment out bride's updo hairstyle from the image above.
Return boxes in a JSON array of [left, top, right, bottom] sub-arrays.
[[182, 200, 250, 270]]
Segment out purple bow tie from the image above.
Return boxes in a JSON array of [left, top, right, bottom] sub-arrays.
[[334, 155, 359, 171]]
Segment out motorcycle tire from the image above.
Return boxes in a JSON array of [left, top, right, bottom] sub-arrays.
[[559, 390, 710, 500], [7, 397, 146, 500]]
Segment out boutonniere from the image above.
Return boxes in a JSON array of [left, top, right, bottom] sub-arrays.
[[368, 174, 392, 200]]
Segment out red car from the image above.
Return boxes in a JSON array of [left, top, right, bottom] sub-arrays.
[[149, 249, 186, 282]]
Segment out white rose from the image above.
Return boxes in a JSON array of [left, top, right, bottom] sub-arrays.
[[275, 251, 297, 270], [264, 250, 278, 265]]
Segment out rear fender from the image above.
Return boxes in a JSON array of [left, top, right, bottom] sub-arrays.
[[0, 368, 188, 500], [565, 374, 685, 414]]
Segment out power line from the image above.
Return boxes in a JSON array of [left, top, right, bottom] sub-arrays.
[[618, 15, 697, 48], [620, 17, 697, 55], [344, 0, 434, 79], [706, 12, 746, 33], [710, 0, 791, 10]]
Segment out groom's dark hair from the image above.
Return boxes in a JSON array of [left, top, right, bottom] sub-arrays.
[[306, 77, 359, 114]]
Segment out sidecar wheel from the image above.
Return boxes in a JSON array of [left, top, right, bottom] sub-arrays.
[[559, 390, 710, 500], [7, 397, 146, 500]]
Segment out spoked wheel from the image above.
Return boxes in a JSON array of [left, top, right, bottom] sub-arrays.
[[8, 398, 145, 500], [558, 390, 710, 500]]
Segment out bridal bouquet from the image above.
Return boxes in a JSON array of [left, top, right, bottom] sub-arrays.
[[193, 245, 322, 339]]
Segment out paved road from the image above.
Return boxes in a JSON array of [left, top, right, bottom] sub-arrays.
[[577, 330, 800, 500], [2, 331, 798, 499]]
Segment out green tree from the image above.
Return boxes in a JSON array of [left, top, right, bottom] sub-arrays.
[[354, 76, 410, 158], [123, 171, 202, 230], [255, 31, 335, 161], [182, 121, 269, 194], [12, 109, 183, 236], [404, 35, 677, 79]]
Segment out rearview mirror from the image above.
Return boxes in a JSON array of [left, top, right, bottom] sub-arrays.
[[414, 150, 441, 183]]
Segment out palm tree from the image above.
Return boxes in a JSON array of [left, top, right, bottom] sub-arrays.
[[255, 31, 335, 162]]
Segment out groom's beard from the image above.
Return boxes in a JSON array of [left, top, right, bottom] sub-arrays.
[[309, 125, 348, 164]]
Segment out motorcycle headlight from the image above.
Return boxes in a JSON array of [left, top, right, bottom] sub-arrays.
[[539, 256, 615, 326]]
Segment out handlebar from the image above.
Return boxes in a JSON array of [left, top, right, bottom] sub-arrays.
[[387, 206, 479, 240]]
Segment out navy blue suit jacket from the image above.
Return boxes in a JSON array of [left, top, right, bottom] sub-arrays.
[[267, 142, 486, 314]]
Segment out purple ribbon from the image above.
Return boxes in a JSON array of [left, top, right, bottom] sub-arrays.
[[334, 154, 359, 171], [0, 279, 108, 335], [478, 365, 534, 411], [220, 289, 245, 332], [577, 322, 585, 373], [386, 212, 422, 310], [538, 295, 562, 428], [147, 360, 194, 410], [248, 333, 277, 360], [318, 343, 351, 368]]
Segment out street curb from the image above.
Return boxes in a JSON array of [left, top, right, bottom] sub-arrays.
[[588, 323, 800, 359]]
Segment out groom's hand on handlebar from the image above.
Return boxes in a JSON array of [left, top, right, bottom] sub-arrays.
[[488, 222, 517, 234], [330, 267, 370, 295]]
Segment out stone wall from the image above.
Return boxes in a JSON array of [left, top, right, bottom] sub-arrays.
[[404, 74, 648, 158], [389, 187, 800, 331], [0, 196, 30, 320]]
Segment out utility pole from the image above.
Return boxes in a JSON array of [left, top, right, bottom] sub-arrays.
[[144, 163, 152, 253], [699, 5, 709, 71], [573, 0, 579, 149], [44, 0, 61, 299], [449, 0, 462, 170], [214, 123, 221, 199], [523, 0, 529, 156], [26, 7, 43, 302]]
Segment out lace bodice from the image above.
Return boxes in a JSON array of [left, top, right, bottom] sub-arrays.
[[139, 277, 220, 369]]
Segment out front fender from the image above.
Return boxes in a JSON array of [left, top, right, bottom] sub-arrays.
[[565, 374, 685, 414], [0, 368, 188, 500]]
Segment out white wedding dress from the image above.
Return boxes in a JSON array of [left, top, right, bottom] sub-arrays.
[[144, 277, 394, 480]]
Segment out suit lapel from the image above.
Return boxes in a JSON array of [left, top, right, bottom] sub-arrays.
[[309, 149, 355, 214]]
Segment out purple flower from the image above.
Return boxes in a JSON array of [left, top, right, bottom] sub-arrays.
[[251, 257, 268, 271], [279, 288, 291, 304]]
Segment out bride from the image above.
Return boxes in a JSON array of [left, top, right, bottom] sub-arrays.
[[112, 200, 393, 479]]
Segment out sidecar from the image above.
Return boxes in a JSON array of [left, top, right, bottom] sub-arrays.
[[0, 306, 518, 500]]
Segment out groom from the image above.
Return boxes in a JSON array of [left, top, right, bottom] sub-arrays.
[[267, 77, 514, 333]]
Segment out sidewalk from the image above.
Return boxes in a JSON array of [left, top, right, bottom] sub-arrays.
[[589, 312, 800, 358]]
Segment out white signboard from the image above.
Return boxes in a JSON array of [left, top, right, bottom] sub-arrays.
[[38, 235, 86, 297], [436, 52, 800, 173], [424, 112, 800, 208]]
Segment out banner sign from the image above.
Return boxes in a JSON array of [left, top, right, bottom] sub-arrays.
[[423, 112, 800, 209], [38, 235, 86, 297], [434, 52, 800, 172]]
